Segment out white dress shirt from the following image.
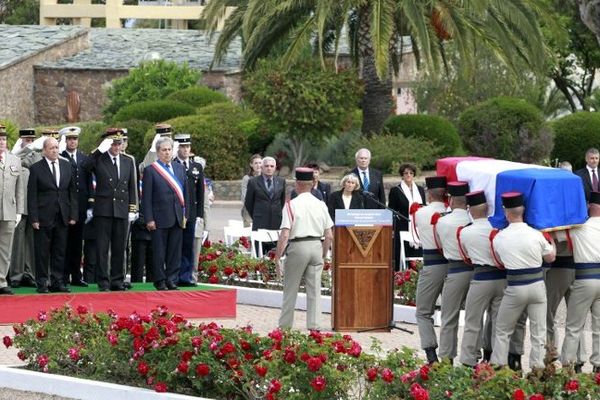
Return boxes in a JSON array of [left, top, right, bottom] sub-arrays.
[[44, 157, 60, 187]]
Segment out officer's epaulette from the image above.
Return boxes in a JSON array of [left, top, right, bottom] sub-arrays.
[[121, 152, 136, 162]]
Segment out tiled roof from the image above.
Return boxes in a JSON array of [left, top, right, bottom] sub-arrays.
[[42, 28, 242, 71], [0, 25, 88, 69]]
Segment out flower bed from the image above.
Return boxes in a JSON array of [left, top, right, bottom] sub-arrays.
[[4, 305, 600, 399]]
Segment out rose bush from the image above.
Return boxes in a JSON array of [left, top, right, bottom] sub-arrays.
[[394, 260, 421, 306]]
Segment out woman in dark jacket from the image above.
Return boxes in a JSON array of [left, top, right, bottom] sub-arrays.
[[388, 163, 426, 269], [327, 173, 364, 221]]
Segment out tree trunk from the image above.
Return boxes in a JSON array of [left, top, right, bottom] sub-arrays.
[[577, 0, 600, 46], [357, 5, 393, 137]]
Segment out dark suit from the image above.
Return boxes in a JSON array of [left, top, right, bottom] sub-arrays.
[[351, 167, 385, 209], [142, 161, 187, 287], [174, 158, 205, 283], [244, 175, 286, 230], [28, 158, 77, 289], [327, 190, 364, 221], [61, 150, 90, 284], [83, 151, 137, 290], [575, 167, 597, 201], [388, 184, 426, 268]]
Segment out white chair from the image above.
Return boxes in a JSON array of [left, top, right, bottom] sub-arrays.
[[399, 230, 423, 270], [250, 229, 280, 258], [223, 225, 252, 248], [227, 219, 245, 229]]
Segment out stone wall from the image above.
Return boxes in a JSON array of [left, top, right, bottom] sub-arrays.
[[34, 68, 127, 124], [0, 32, 89, 127], [201, 70, 242, 102]]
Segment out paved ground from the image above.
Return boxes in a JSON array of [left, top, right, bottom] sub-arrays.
[[0, 201, 594, 399]]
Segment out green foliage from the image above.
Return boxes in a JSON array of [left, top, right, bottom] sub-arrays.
[[348, 132, 443, 173], [166, 86, 229, 109], [76, 121, 109, 154], [0, 0, 39, 24], [457, 97, 553, 163], [104, 60, 200, 121], [117, 119, 154, 164], [384, 114, 461, 157], [0, 119, 19, 147], [113, 100, 196, 124], [551, 112, 600, 170]]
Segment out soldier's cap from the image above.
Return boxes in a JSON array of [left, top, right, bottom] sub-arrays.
[[19, 128, 36, 138], [295, 167, 314, 182], [42, 129, 60, 139], [121, 128, 128, 139], [590, 191, 600, 205], [174, 133, 191, 145], [59, 126, 81, 138], [447, 181, 469, 197], [0, 125, 6, 137], [155, 123, 172, 136], [466, 190, 486, 207], [501, 192, 524, 209], [102, 127, 124, 143], [425, 176, 447, 190]]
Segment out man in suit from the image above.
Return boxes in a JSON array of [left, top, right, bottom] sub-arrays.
[[83, 128, 138, 291], [143, 137, 187, 291], [141, 124, 173, 171], [59, 126, 90, 287], [575, 148, 599, 201], [28, 137, 77, 293], [351, 148, 385, 209], [0, 126, 25, 295], [173, 133, 204, 286], [244, 156, 286, 253]]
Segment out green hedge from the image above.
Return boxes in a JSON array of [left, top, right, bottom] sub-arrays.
[[117, 119, 155, 164], [166, 86, 229, 108], [113, 100, 196, 123], [551, 112, 600, 170], [457, 97, 553, 163], [384, 114, 461, 157], [74, 121, 109, 154], [0, 119, 20, 148]]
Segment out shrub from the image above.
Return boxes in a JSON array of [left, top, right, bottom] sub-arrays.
[[104, 60, 201, 121], [0, 119, 19, 147], [457, 97, 553, 163], [384, 114, 462, 157], [75, 121, 108, 154], [116, 119, 154, 164], [166, 86, 229, 108], [348, 131, 443, 173], [113, 100, 196, 124], [551, 112, 600, 170]]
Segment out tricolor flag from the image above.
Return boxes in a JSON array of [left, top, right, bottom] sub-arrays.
[[436, 157, 587, 231]]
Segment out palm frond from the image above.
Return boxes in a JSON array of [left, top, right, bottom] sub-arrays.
[[370, 0, 396, 78]]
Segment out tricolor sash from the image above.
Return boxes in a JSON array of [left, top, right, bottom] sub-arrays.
[[151, 161, 185, 208]]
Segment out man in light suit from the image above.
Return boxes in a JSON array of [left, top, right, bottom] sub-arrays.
[[351, 148, 385, 209], [83, 128, 138, 291], [28, 137, 77, 293], [0, 126, 25, 295], [575, 148, 599, 201], [142, 137, 187, 291]]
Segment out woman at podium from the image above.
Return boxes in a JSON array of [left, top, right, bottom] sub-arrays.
[[327, 173, 364, 221]]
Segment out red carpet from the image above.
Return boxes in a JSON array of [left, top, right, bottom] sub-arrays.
[[0, 288, 237, 324]]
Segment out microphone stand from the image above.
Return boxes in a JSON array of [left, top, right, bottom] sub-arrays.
[[357, 191, 413, 334]]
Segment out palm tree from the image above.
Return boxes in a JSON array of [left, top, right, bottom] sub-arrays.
[[203, 0, 549, 136], [577, 0, 600, 46]]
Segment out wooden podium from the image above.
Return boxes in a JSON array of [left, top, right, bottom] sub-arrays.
[[332, 209, 393, 331]]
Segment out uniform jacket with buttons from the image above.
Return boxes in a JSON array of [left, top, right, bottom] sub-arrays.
[[61, 150, 90, 219], [82, 150, 137, 219], [175, 158, 204, 220], [0, 152, 24, 221]]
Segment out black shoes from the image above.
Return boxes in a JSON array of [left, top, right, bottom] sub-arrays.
[[70, 279, 88, 287], [0, 287, 14, 295], [482, 349, 492, 363], [166, 282, 179, 291], [425, 347, 438, 364], [178, 281, 197, 287], [36, 287, 49, 294], [49, 285, 71, 293], [508, 353, 522, 371], [110, 285, 128, 291], [574, 363, 584, 374]]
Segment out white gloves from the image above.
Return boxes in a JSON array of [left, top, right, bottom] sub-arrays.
[[194, 217, 204, 238], [97, 138, 112, 153], [128, 212, 139, 223], [85, 209, 93, 224], [15, 214, 21, 224], [58, 134, 67, 153], [10, 138, 23, 155], [172, 140, 179, 156], [30, 136, 46, 151], [149, 134, 161, 153]]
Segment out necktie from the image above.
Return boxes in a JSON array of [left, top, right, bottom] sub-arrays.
[[183, 160, 188, 171], [112, 157, 119, 179], [362, 171, 370, 191], [593, 169, 599, 192], [51, 161, 58, 186], [267, 178, 273, 196], [166, 163, 173, 175]]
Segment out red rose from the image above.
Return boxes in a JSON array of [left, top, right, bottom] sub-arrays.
[[2, 336, 12, 348], [154, 382, 167, 393], [68, 348, 80, 361], [565, 379, 579, 393], [221, 342, 235, 354], [310, 376, 327, 392], [208, 264, 218, 274], [445, 390, 453, 398], [177, 361, 189, 374], [323, 261, 332, 271], [419, 364, 430, 381], [348, 341, 362, 357], [268, 379, 282, 393], [306, 356, 322, 372], [409, 260, 417, 270], [283, 349, 296, 364], [129, 324, 145, 337], [529, 395, 544, 400], [224, 266, 234, 276], [37, 311, 48, 322], [145, 326, 160, 342], [13, 323, 23, 336], [309, 330, 323, 343], [512, 388, 526, 400], [17, 351, 26, 361], [107, 333, 118, 346], [410, 383, 430, 400], [366, 367, 378, 381], [203, 240, 212, 248], [255, 364, 268, 377], [208, 274, 219, 284], [381, 368, 394, 383], [181, 351, 194, 362], [191, 336, 202, 348], [36, 329, 46, 339], [239, 271, 248, 279], [244, 353, 254, 361], [37, 354, 49, 368], [240, 340, 251, 351], [137, 361, 149, 376], [334, 341, 346, 353], [596, 373, 600, 385], [76, 305, 88, 315], [196, 363, 210, 376]]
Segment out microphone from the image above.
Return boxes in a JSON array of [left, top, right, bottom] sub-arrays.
[[362, 190, 375, 197]]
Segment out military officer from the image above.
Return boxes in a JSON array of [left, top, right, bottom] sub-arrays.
[[140, 124, 173, 171], [414, 175, 448, 364], [275, 167, 334, 330], [490, 192, 555, 369]]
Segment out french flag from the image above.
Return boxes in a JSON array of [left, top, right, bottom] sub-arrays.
[[436, 157, 588, 230]]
